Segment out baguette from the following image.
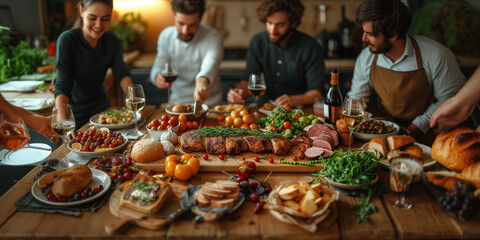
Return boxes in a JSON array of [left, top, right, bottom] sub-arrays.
[[210, 198, 235, 208], [387, 135, 415, 150], [194, 181, 240, 208], [387, 150, 424, 166], [367, 137, 388, 158], [52, 165, 92, 197], [404, 145, 423, 158]]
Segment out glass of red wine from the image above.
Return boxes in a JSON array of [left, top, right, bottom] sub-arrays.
[[247, 72, 266, 117], [161, 62, 178, 100]]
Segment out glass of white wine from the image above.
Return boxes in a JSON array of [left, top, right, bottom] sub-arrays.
[[342, 96, 365, 152], [51, 104, 76, 168], [247, 72, 266, 117], [126, 84, 146, 138], [389, 157, 422, 209]]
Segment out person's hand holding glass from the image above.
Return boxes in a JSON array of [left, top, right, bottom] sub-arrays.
[[51, 104, 76, 168], [161, 61, 177, 100], [389, 157, 422, 209], [0, 115, 30, 151], [342, 96, 365, 151], [247, 72, 266, 117], [126, 84, 146, 138]]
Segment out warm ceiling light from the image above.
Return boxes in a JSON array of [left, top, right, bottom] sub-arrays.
[[113, 0, 158, 11]]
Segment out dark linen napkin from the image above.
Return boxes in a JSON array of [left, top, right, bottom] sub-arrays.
[[14, 159, 108, 217]]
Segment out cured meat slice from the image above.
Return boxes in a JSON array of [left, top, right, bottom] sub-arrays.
[[291, 136, 313, 147], [304, 147, 325, 160], [180, 130, 206, 152], [270, 137, 292, 155], [319, 130, 339, 147], [307, 124, 333, 139], [322, 149, 333, 158], [312, 139, 332, 151]]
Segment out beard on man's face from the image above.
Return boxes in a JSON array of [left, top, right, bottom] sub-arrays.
[[367, 38, 393, 54], [178, 33, 194, 42], [268, 26, 293, 44]]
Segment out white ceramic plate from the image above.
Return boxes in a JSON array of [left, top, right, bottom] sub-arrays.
[[31, 168, 111, 206], [8, 98, 54, 111], [89, 111, 141, 130], [67, 133, 128, 158], [352, 119, 400, 141], [0, 81, 43, 92], [0, 143, 52, 166], [362, 142, 436, 169]]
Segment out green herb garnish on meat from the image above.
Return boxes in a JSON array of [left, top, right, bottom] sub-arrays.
[[197, 127, 281, 138]]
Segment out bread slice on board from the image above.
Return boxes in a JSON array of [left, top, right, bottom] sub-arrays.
[[387, 135, 415, 150], [120, 174, 172, 214], [367, 137, 388, 158]]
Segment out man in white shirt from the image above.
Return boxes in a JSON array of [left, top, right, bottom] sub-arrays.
[[348, 0, 465, 144], [150, 0, 223, 105]]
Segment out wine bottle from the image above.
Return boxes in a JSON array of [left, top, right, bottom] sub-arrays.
[[324, 70, 343, 124]]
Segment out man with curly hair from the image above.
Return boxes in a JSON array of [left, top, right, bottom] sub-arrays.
[[227, 0, 325, 107]]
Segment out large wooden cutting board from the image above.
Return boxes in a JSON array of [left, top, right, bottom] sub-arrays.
[[134, 145, 323, 173]]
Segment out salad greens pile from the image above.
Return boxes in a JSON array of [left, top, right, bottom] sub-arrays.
[[312, 149, 379, 185], [258, 106, 321, 138], [0, 30, 48, 83]]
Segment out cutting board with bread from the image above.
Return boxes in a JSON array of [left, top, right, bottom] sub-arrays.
[[106, 173, 180, 234], [129, 138, 322, 173], [363, 135, 436, 168]]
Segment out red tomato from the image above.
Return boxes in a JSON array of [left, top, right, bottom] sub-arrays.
[[219, 155, 225, 160], [169, 116, 179, 127], [202, 154, 209, 160], [284, 104, 291, 111], [152, 119, 160, 127], [283, 121, 291, 129], [292, 114, 300, 119], [161, 114, 170, 122]]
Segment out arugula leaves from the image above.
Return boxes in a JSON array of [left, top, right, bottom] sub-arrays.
[[352, 187, 377, 223]]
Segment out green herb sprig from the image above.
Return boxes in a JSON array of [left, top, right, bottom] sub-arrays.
[[352, 187, 377, 223], [311, 149, 378, 185], [197, 127, 280, 138]]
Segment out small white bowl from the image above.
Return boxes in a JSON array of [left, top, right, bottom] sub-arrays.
[[147, 122, 180, 141]]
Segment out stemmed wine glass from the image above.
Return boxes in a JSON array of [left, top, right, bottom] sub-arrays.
[[0, 115, 30, 151], [342, 96, 365, 152], [247, 72, 266, 117], [389, 157, 422, 209], [51, 104, 76, 168], [161, 62, 178, 100], [126, 84, 146, 138]]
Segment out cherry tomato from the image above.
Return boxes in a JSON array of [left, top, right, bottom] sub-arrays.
[[242, 115, 253, 125], [230, 110, 239, 119], [169, 116, 179, 127], [152, 119, 160, 127], [186, 121, 193, 129], [178, 122, 187, 132], [217, 114, 225, 122], [284, 121, 291, 129], [178, 114, 187, 123], [254, 156, 260, 162], [239, 110, 249, 117], [187, 157, 200, 174], [161, 114, 170, 122], [249, 123, 258, 130], [233, 117, 244, 127], [175, 164, 193, 181], [191, 121, 199, 129], [293, 156, 298, 161], [225, 116, 234, 126], [202, 154, 209, 160], [219, 155, 225, 160], [284, 104, 291, 111], [269, 158, 274, 163], [292, 114, 300, 119], [241, 123, 250, 129]]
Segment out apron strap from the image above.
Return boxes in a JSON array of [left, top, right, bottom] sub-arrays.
[[409, 35, 424, 69]]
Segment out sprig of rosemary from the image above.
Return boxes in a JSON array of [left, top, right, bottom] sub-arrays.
[[197, 127, 280, 138]]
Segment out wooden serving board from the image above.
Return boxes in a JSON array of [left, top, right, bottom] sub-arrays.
[[134, 145, 323, 173]]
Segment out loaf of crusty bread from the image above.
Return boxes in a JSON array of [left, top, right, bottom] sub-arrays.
[[387, 150, 424, 166], [431, 127, 480, 172], [367, 137, 388, 158], [460, 161, 480, 182], [387, 135, 415, 150], [131, 139, 165, 163], [52, 165, 92, 197], [120, 174, 172, 214], [404, 145, 423, 158]]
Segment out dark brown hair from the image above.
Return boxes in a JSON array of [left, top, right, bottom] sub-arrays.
[[356, 0, 411, 39], [171, 0, 205, 18], [73, 0, 113, 28], [256, 0, 304, 27]]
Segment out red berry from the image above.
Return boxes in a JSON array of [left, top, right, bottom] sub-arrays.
[[250, 193, 260, 202], [269, 158, 274, 163], [249, 182, 259, 188], [126, 156, 133, 165], [254, 156, 260, 162], [148, 169, 157, 175], [81, 192, 88, 199], [253, 202, 264, 214], [94, 165, 100, 169], [203, 154, 209, 160], [219, 155, 225, 160], [241, 157, 245, 160], [120, 163, 127, 169], [237, 176, 245, 182], [123, 172, 132, 180], [293, 156, 298, 161], [264, 187, 272, 192]]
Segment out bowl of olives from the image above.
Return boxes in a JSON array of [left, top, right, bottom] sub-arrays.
[[352, 119, 400, 141]]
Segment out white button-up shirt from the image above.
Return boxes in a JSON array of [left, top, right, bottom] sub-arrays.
[[150, 25, 224, 105], [348, 35, 465, 133]]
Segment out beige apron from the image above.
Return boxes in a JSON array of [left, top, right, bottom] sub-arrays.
[[370, 36, 436, 144]]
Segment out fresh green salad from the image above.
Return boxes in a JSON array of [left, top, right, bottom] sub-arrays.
[[312, 149, 379, 185], [258, 106, 321, 138]]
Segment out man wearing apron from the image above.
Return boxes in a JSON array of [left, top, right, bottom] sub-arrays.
[[348, 0, 465, 145]]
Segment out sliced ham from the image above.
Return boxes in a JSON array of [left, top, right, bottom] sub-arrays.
[[320, 130, 339, 147], [312, 139, 332, 151], [322, 149, 333, 158], [304, 147, 325, 160], [314, 134, 335, 147], [307, 124, 332, 139]]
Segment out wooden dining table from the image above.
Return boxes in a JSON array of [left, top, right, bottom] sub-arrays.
[[0, 104, 479, 240]]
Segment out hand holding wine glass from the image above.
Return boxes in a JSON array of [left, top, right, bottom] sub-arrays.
[[161, 62, 178, 85], [0, 116, 30, 151], [389, 157, 422, 209], [126, 84, 146, 138], [247, 72, 266, 117], [342, 96, 365, 151], [51, 104, 76, 168]]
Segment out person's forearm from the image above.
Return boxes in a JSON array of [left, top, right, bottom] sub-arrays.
[[290, 90, 321, 106], [454, 66, 480, 105], [55, 94, 70, 106], [120, 76, 133, 93]]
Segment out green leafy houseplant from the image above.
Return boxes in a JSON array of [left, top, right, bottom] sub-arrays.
[[109, 12, 147, 52], [409, 0, 480, 57]]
